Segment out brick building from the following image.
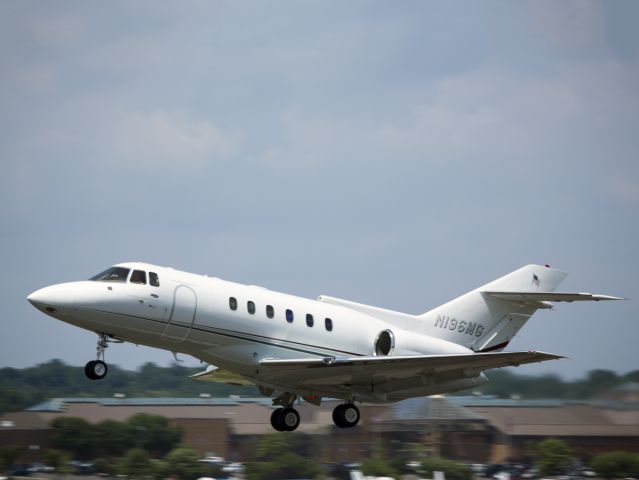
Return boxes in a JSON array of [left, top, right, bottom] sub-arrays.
[[1, 394, 637, 464]]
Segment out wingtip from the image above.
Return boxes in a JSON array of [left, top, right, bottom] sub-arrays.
[[530, 350, 566, 361], [596, 295, 627, 301]]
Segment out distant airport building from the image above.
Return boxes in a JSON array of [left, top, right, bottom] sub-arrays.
[[1, 389, 638, 464]]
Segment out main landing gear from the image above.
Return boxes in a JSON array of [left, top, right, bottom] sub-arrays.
[[270, 407, 301, 432], [270, 393, 301, 431], [332, 403, 360, 428], [268, 394, 361, 431], [85, 333, 120, 380]]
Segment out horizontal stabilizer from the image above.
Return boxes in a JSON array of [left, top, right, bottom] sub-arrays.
[[484, 291, 624, 303], [191, 365, 255, 386]]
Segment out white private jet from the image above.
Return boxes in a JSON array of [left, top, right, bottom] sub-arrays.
[[27, 263, 621, 431]]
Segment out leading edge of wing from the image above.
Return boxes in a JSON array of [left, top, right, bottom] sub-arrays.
[[259, 350, 564, 373]]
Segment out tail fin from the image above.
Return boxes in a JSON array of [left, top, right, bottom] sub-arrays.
[[420, 265, 568, 352]]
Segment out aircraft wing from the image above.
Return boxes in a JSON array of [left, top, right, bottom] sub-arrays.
[[258, 350, 563, 394], [483, 291, 624, 303]]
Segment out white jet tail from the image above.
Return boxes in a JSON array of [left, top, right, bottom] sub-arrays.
[[419, 264, 620, 353]]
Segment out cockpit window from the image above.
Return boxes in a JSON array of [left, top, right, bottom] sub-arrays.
[[90, 267, 130, 282], [149, 272, 160, 287], [130, 270, 147, 284]]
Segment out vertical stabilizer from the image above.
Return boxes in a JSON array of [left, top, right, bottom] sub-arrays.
[[419, 265, 567, 352]]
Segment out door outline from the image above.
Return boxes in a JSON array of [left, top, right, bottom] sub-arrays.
[[161, 285, 197, 342]]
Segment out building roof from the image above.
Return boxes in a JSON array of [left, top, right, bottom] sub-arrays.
[[27, 396, 273, 412], [391, 396, 484, 422]]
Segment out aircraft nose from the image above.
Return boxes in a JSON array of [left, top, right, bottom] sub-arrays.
[[27, 284, 76, 312]]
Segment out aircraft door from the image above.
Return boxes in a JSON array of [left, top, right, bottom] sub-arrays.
[[162, 285, 197, 342]]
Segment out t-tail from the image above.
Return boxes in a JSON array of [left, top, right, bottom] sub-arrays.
[[419, 264, 622, 353]]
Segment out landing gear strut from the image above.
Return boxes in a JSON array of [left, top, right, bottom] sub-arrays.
[[84, 333, 116, 380], [332, 403, 360, 428]]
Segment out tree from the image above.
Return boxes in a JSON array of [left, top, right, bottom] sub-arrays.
[[96, 419, 133, 456], [535, 438, 573, 476], [361, 458, 398, 479], [43, 449, 72, 479], [157, 447, 205, 480], [590, 451, 639, 479], [118, 448, 154, 480], [253, 431, 315, 460], [419, 457, 472, 480], [127, 413, 182, 457], [50, 416, 97, 459], [246, 452, 320, 480], [246, 433, 320, 480]]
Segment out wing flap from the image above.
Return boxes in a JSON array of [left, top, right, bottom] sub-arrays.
[[191, 365, 255, 386]]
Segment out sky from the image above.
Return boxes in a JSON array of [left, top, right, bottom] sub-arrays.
[[1, 1, 637, 380]]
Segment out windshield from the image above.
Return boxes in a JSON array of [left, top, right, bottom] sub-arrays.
[[90, 267, 130, 282]]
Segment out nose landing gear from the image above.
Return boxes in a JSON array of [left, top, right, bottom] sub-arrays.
[[84, 333, 119, 380], [85, 359, 108, 380]]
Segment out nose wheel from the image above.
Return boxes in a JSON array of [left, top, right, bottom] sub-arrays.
[[85, 333, 117, 380], [85, 360, 108, 380], [332, 403, 360, 428]]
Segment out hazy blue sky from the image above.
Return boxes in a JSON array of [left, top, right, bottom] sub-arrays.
[[1, 1, 637, 380]]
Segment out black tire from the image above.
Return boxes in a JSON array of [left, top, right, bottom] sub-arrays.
[[85, 360, 97, 380], [280, 407, 300, 431], [332, 403, 360, 428], [85, 360, 108, 380], [270, 408, 287, 431], [332, 404, 345, 427]]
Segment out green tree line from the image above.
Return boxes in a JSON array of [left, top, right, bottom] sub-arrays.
[[50, 414, 182, 459], [480, 368, 639, 399], [0, 359, 258, 414], [1, 359, 637, 414]]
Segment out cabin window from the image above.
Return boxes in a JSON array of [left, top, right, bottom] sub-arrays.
[[306, 313, 314, 327], [266, 305, 274, 319], [285, 309, 294, 323], [149, 272, 160, 287], [130, 270, 147, 285], [90, 267, 130, 282], [229, 297, 237, 311], [247, 301, 256, 315], [325, 318, 333, 332]]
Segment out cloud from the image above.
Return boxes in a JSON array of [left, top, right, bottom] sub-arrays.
[[103, 109, 241, 168], [21, 106, 242, 170], [526, 0, 605, 50], [376, 60, 638, 169]]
